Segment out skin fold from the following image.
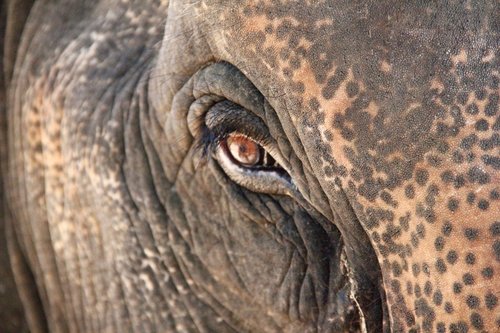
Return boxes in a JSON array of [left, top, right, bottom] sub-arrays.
[[1, 1, 498, 332]]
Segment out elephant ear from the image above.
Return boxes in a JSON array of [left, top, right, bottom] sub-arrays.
[[1, 2, 43, 333]]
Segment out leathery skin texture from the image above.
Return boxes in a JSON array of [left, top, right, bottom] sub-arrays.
[[1, 1, 498, 332]]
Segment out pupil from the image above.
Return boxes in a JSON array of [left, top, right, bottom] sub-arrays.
[[227, 134, 261, 166]]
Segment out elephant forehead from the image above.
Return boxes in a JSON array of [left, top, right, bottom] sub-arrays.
[[196, 1, 500, 331], [207, 1, 496, 162]]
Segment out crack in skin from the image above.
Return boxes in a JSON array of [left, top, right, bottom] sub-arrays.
[[341, 248, 367, 333]]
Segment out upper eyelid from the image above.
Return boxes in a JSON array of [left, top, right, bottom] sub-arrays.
[[202, 100, 271, 145]]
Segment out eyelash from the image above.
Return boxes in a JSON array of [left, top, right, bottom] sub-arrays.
[[195, 126, 225, 160]]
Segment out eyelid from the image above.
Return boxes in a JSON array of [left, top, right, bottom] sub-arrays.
[[205, 100, 271, 144]]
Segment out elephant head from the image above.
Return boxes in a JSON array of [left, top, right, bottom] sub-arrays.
[[1, 1, 498, 332]]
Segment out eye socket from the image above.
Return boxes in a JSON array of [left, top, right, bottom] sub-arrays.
[[185, 69, 295, 196]]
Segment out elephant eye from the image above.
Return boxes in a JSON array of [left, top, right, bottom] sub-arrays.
[[214, 133, 294, 196], [196, 99, 295, 196], [221, 133, 279, 169]]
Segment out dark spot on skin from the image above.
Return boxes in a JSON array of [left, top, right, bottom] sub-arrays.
[[465, 152, 475, 163], [441, 170, 454, 183], [422, 263, 430, 276], [341, 127, 355, 141], [477, 199, 489, 210], [405, 185, 415, 199], [437, 322, 446, 333], [415, 284, 422, 298], [465, 103, 479, 115], [392, 261, 402, 277], [442, 222, 452, 236], [490, 190, 499, 200], [445, 302, 454, 313], [412, 263, 420, 277], [415, 169, 429, 186], [452, 150, 464, 164], [380, 191, 398, 207], [465, 253, 475, 265], [407, 281, 413, 295], [399, 213, 410, 231], [447, 198, 459, 212], [378, 245, 389, 257], [437, 141, 449, 153], [390, 279, 401, 293], [463, 273, 474, 285], [427, 154, 442, 167], [453, 175, 466, 188], [434, 237, 444, 251], [470, 313, 484, 330], [435, 259, 447, 273], [478, 133, 499, 151], [424, 281, 433, 296], [467, 166, 490, 184], [453, 282, 462, 294], [482, 155, 500, 169], [466, 103, 479, 115], [433, 291, 443, 306], [490, 222, 500, 236], [485, 292, 498, 310], [405, 244, 413, 257], [416, 223, 425, 239], [424, 209, 436, 224], [449, 321, 468, 333], [475, 119, 489, 131], [466, 295, 480, 309], [346, 81, 359, 98], [464, 228, 479, 240], [411, 232, 419, 248], [447, 250, 458, 264], [460, 134, 477, 150], [481, 267, 493, 279], [494, 240, 500, 262], [466, 192, 476, 205], [425, 191, 437, 207]]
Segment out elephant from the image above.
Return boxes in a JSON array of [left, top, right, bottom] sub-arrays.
[[1, 0, 498, 332]]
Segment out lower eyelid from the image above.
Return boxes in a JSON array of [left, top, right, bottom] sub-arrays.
[[214, 147, 295, 196]]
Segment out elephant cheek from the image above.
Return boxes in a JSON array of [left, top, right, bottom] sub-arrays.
[[348, 160, 498, 332]]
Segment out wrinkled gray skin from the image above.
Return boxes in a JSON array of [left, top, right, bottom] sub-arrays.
[[1, 1, 499, 332]]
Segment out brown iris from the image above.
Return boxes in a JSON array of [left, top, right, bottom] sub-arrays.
[[225, 134, 262, 167]]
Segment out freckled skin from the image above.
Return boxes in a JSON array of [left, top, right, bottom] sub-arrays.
[[1, 0, 498, 332], [207, 2, 499, 332]]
